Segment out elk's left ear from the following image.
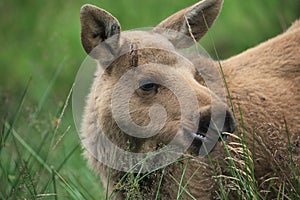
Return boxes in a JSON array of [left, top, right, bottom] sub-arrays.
[[80, 4, 121, 57], [156, 0, 223, 44]]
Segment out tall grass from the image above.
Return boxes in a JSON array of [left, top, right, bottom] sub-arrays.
[[0, 78, 103, 199], [1, 0, 299, 199]]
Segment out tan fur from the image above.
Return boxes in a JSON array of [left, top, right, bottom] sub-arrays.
[[80, 0, 299, 199]]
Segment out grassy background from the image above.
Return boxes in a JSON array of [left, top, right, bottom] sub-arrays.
[[0, 0, 299, 199]]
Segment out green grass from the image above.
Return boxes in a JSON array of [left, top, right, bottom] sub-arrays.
[[1, 81, 103, 199], [0, 0, 299, 199]]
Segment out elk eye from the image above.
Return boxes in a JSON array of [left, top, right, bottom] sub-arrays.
[[139, 81, 158, 92]]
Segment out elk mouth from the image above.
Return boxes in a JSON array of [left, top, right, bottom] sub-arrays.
[[186, 110, 235, 156], [187, 130, 229, 156], [192, 131, 228, 142]]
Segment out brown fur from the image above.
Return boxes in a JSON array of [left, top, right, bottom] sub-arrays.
[[79, 0, 299, 199]]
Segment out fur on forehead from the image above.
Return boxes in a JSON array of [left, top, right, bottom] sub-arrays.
[[105, 47, 195, 78], [94, 30, 180, 70], [120, 30, 176, 51]]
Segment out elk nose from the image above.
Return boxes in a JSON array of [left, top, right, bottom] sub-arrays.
[[222, 110, 236, 133], [198, 106, 235, 137]]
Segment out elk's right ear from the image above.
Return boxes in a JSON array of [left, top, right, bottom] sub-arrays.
[[80, 4, 121, 57], [155, 0, 223, 47]]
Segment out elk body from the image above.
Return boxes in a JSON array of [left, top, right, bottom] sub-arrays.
[[79, 0, 299, 199]]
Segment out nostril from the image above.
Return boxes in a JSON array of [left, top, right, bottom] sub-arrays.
[[197, 108, 235, 135], [223, 110, 236, 133], [198, 113, 211, 134]]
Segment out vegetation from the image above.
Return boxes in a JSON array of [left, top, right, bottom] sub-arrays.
[[1, 0, 299, 199]]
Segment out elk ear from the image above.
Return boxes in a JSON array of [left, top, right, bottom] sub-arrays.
[[155, 0, 223, 46], [80, 4, 121, 58]]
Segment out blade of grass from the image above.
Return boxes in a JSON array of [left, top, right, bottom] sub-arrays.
[[40, 143, 80, 194], [200, 13, 237, 120], [6, 122, 51, 172], [34, 57, 67, 117], [176, 159, 189, 200], [237, 103, 259, 199], [155, 168, 165, 200], [109, 147, 186, 199], [22, 160, 38, 198], [33, 85, 74, 189], [51, 83, 74, 148], [177, 160, 203, 198], [105, 166, 111, 200], [169, 174, 196, 200], [6, 122, 88, 199], [51, 168, 58, 200], [53, 170, 86, 200], [69, 172, 97, 200], [1, 77, 31, 149], [57, 143, 80, 171]]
